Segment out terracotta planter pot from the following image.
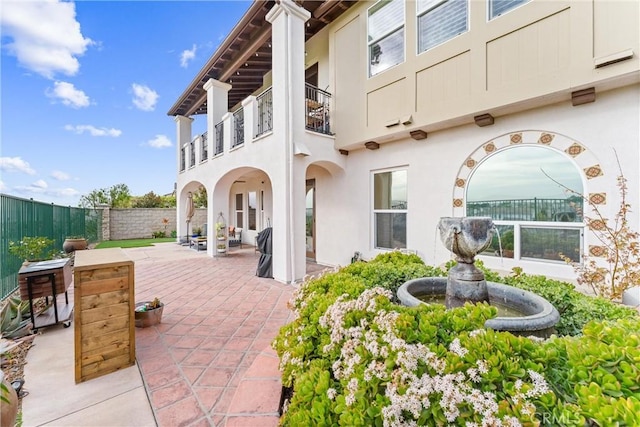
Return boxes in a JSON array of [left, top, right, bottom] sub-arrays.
[[1, 374, 18, 427], [63, 238, 88, 253], [134, 302, 164, 328]]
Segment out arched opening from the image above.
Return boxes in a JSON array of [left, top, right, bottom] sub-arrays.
[[466, 145, 584, 263]]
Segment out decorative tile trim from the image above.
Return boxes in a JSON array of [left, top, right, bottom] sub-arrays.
[[538, 133, 554, 144], [455, 178, 466, 188], [453, 199, 463, 208], [465, 158, 476, 168], [483, 142, 496, 153], [584, 165, 603, 179], [589, 245, 607, 257], [588, 219, 607, 231], [589, 193, 606, 205], [510, 133, 523, 144], [566, 142, 585, 157]]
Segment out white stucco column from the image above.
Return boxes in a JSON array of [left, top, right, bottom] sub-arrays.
[[175, 115, 193, 172], [267, 0, 310, 283], [204, 78, 232, 156]]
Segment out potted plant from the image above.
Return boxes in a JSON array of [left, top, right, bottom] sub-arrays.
[[134, 297, 164, 328], [8, 236, 56, 264], [62, 236, 88, 253], [1, 370, 19, 427]]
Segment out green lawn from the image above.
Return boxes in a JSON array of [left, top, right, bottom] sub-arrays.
[[95, 238, 175, 249]]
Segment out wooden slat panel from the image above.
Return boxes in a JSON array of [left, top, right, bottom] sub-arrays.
[[78, 277, 129, 297], [81, 345, 131, 367], [77, 266, 129, 282], [80, 289, 129, 311], [81, 328, 129, 353], [80, 354, 134, 381], [74, 248, 135, 383], [80, 314, 129, 335], [80, 302, 130, 325]]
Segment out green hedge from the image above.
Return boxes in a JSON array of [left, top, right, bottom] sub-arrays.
[[273, 252, 639, 426]]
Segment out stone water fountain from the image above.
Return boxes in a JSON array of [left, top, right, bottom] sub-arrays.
[[397, 217, 560, 338]]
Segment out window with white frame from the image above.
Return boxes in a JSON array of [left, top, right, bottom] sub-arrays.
[[248, 191, 257, 231], [373, 169, 407, 249], [368, 0, 405, 77], [235, 193, 244, 228], [417, 0, 468, 53], [489, 0, 530, 20], [466, 146, 584, 263]]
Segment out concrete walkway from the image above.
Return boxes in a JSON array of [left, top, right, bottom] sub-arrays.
[[23, 243, 324, 426]]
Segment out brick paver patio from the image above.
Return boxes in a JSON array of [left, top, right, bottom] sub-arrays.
[[131, 243, 325, 426]]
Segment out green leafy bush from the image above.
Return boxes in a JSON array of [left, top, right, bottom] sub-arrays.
[[498, 268, 637, 336], [8, 236, 56, 262], [273, 252, 639, 426]]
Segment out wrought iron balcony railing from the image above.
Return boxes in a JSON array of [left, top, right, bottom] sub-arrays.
[[233, 108, 244, 148], [305, 83, 331, 135], [215, 121, 224, 155], [201, 131, 208, 161], [256, 88, 273, 137]]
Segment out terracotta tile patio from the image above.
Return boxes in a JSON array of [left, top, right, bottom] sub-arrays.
[[131, 243, 327, 426]]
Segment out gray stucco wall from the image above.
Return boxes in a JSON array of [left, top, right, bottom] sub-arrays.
[[105, 208, 207, 240]]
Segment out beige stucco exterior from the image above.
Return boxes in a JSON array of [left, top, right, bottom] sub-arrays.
[[173, 0, 640, 284]]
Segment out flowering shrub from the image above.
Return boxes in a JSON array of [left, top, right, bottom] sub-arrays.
[[273, 252, 640, 426], [8, 236, 56, 261]]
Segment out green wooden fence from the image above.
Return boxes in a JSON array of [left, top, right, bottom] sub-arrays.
[[0, 194, 102, 300]]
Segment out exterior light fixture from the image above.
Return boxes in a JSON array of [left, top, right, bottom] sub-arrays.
[[474, 113, 494, 127]]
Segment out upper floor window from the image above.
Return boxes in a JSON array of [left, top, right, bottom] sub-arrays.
[[373, 169, 407, 249], [368, 0, 405, 77], [489, 0, 530, 20], [466, 146, 584, 263], [417, 0, 468, 53]]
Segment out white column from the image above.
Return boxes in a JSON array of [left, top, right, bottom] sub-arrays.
[[204, 79, 232, 155], [242, 95, 256, 143], [175, 115, 193, 172], [267, 0, 310, 283], [222, 112, 232, 152]]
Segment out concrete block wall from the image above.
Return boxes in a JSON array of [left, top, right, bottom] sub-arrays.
[[103, 208, 207, 240]]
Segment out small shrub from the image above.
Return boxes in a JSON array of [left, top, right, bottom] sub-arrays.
[[274, 252, 640, 426], [8, 236, 56, 261], [501, 268, 637, 336], [152, 230, 166, 238]]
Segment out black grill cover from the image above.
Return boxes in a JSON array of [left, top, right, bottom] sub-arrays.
[[256, 227, 273, 278]]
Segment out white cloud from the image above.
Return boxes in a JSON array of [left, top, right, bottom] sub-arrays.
[[51, 170, 71, 181], [147, 135, 172, 149], [0, 157, 36, 175], [47, 81, 90, 108], [64, 124, 122, 137], [180, 44, 197, 68], [0, 181, 6, 192], [131, 84, 159, 111], [32, 179, 48, 189], [0, 0, 93, 79], [15, 182, 80, 197]]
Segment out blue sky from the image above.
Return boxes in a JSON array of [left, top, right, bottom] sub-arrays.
[[1, 0, 251, 206]]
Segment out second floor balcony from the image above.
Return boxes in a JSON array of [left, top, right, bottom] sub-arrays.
[[179, 83, 333, 172]]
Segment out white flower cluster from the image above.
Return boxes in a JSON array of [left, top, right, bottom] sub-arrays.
[[315, 286, 552, 426]]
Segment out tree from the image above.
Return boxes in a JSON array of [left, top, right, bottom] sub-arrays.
[[193, 186, 208, 208], [79, 184, 132, 208], [132, 191, 163, 208]]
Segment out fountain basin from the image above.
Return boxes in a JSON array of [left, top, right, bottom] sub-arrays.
[[397, 277, 560, 338]]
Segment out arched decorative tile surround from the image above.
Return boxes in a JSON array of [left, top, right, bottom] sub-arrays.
[[452, 130, 609, 257]]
